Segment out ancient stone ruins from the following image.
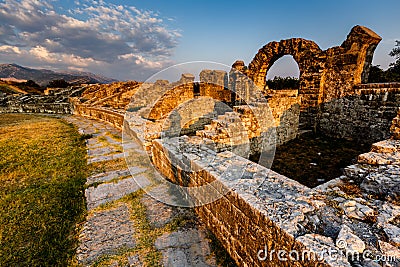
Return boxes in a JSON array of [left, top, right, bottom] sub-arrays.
[[1, 25, 400, 266]]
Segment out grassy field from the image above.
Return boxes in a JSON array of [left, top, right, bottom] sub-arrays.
[[0, 114, 88, 266]]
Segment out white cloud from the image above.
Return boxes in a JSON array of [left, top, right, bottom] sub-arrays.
[[0, 45, 21, 54], [0, 0, 181, 80]]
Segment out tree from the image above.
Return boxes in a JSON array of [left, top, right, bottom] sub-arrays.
[[368, 41, 400, 82], [389, 40, 400, 67], [368, 65, 387, 83], [23, 80, 41, 88], [266, 76, 300, 90], [386, 40, 400, 82], [47, 79, 71, 88]]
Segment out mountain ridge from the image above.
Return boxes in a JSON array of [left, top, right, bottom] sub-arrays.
[[0, 63, 118, 86]]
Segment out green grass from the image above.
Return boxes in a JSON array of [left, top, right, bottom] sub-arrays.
[[0, 114, 88, 266]]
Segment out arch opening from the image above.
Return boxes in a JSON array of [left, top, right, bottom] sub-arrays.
[[266, 55, 300, 90]]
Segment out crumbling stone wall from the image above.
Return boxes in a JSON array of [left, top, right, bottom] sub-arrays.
[[0, 102, 71, 114], [74, 105, 124, 129], [247, 38, 323, 109], [149, 136, 350, 267], [72, 77, 399, 267], [196, 91, 301, 157], [139, 68, 301, 154], [80, 81, 141, 109], [317, 83, 400, 142], [145, 71, 233, 122], [67, 24, 400, 267], [391, 108, 400, 139], [143, 124, 400, 267], [245, 25, 382, 110], [146, 74, 195, 120], [0, 87, 82, 114], [162, 97, 231, 137], [199, 70, 231, 102]]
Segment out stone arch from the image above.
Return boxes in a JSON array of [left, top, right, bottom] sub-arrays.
[[248, 38, 322, 90], [265, 55, 300, 81]]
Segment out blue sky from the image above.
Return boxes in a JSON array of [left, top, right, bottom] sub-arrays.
[[0, 0, 399, 81]]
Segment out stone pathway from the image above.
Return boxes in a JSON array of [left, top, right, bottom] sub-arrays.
[[64, 115, 219, 267]]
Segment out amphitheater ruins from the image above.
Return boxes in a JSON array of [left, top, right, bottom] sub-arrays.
[[1, 25, 399, 267]]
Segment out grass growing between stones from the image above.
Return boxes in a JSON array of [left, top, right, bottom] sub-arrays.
[[0, 114, 87, 266], [88, 189, 163, 267], [128, 190, 163, 266], [88, 158, 127, 174]]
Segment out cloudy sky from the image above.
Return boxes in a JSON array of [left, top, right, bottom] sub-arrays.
[[0, 0, 399, 81]]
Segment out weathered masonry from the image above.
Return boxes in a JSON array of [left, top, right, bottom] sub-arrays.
[[68, 25, 400, 267], [247, 25, 382, 107], [3, 24, 399, 267]]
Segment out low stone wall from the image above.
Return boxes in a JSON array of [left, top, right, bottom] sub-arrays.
[[147, 82, 195, 120], [146, 132, 400, 267], [317, 84, 400, 142], [73, 99, 400, 267], [0, 103, 72, 114], [73, 105, 124, 129], [199, 70, 232, 102], [150, 136, 349, 267]]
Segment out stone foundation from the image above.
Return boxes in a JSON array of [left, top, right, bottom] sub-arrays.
[[390, 109, 400, 140], [73, 105, 124, 129], [0, 103, 72, 114], [146, 130, 399, 267], [71, 84, 399, 267], [317, 84, 400, 142]]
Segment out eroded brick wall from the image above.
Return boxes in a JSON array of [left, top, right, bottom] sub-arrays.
[[317, 84, 400, 142], [246, 25, 382, 110], [149, 137, 347, 267], [391, 108, 400, 140], [0, 103, 72, 114], [74, 105, 124, 129]]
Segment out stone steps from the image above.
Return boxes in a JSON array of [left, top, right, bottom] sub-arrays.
[[196, 111, 244, 143]]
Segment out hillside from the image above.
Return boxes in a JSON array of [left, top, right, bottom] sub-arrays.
[[0, 80, 44, 95], [0, 64, 117, 86]]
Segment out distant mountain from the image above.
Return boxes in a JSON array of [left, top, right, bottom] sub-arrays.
[[0, 63, 117, 86]]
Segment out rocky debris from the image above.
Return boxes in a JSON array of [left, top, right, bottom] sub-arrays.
[[78, 81, 141, 109], [391, 109, 400, 140], [377, 203, 400, 226], [0, 86, 86, 114], [372, 139, 400, 153], [358, 151, 400, 165], [336, 225, 366, 254], [296, 234, 351, 267], [361, 164, 399, 200], [383, 223, 400, 247], [151, 127, 400, 267], [379, 241, 400, 259], [339, 199, 375, 221]]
